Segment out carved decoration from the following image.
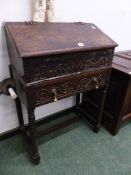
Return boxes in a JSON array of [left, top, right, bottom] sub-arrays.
[[35, 73, 107, 106], [24, 49, 113, 83]]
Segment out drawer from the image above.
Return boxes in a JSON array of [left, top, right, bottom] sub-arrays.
[[23, 49, 114, 83], [33, 70, 109, 107]]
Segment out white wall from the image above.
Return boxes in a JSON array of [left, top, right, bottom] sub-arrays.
[[0, 0, 131, 134]]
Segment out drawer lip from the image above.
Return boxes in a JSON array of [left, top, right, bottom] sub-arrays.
[[25, 68, 111, 88]]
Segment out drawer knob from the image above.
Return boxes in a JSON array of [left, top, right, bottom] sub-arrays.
[[93, 77, 99, 89], [51, 88, 58, 102]]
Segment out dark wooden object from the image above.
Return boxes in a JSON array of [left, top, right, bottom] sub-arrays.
[[4, 22, 117, 164], [82, 50, 131, 135]]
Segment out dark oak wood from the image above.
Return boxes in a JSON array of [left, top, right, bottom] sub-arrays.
[[27, 110, 40, 165], [5, 22, 117, 58], [82, 50, 131, 135], [103, 51, 131, 135], [4, 22, 117, 164]]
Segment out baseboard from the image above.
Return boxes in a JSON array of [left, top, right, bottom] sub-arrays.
[[0, 107, 75, 141], [0, 127, 20, 141]]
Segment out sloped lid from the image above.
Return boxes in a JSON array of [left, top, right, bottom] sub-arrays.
[[5, 22, 118, 58], [113, 50, 131, 75]]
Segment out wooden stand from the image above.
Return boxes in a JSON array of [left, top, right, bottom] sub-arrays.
[[5, 22, 117, 164]]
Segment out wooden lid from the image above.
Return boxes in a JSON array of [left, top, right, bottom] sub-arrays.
[[113, 50, 131, 75], [5, 22, 117, 58]]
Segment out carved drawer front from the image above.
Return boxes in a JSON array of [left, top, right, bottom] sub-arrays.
[[34, 70, 108, 107], [23, 49, 114, 83]]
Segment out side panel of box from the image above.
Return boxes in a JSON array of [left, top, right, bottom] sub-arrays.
[[5, 28, 24, 77]]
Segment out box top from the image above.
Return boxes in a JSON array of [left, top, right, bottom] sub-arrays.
[[5, 22, 117, 58], [113, 50, 131, 75]]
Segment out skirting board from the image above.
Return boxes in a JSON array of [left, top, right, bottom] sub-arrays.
[[0, 107, 75, 141]]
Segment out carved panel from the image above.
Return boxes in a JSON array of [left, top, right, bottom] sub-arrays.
[[23, 49, 113, 83], [35, 72, 107, 106]]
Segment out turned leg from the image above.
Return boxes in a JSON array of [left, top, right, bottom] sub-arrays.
[[111, 124, 120, 136], [95, 69, 112, 133], [28, 110, 40, 165], [75, 93, 81, 114], [76, 93, 80, 108], [15, 97, 25, 132], [95, 86, 107, 133]]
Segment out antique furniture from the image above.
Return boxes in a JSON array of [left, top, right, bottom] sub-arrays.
[[82, 50, 131, 135], [4, 22, 117, 164]]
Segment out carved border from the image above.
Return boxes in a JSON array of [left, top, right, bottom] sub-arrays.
[[23, 49, 113, 82], [35, 73, 107, 106]]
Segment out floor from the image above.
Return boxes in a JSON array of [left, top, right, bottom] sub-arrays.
[[0, 113, 131, 175]]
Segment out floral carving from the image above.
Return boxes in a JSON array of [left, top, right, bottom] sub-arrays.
[[35, 73, 107, 106], [23, 49, 113, 83]]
